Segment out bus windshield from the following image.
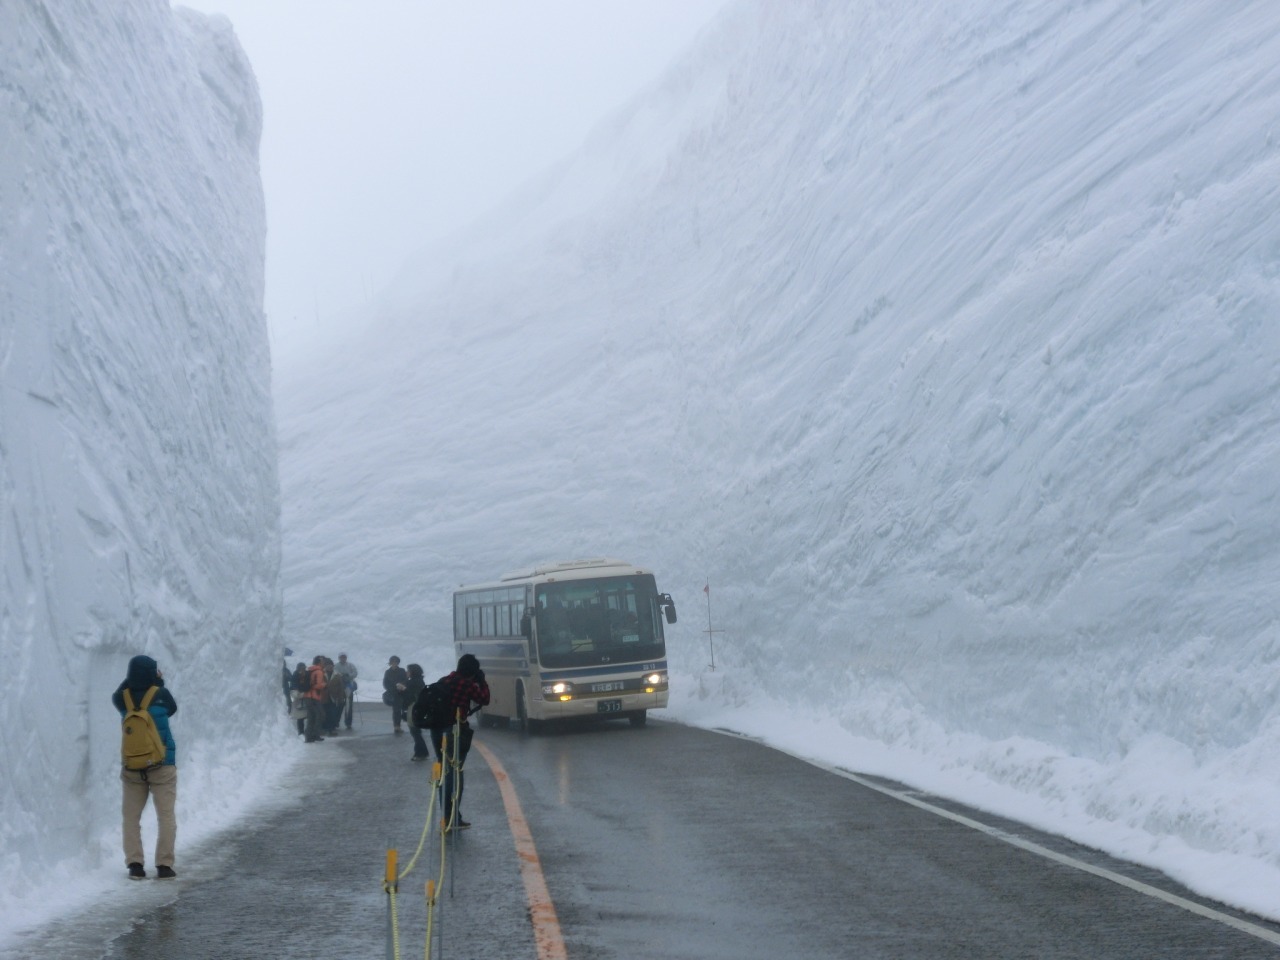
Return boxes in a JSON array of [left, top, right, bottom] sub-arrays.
[[534, 574, 665, 668]]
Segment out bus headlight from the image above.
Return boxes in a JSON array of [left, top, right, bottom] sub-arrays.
[[643, 671, 667, 693], [542, 681, 573, 700]]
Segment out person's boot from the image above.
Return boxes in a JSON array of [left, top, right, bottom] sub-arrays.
[[127, 863, 146, 880]]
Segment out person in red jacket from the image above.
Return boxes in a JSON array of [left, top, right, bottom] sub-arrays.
[[304, 656, 328, 742], [429, 654, 490, 831]]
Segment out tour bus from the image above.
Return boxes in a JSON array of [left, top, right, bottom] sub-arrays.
[[452, 558, 676, 730]]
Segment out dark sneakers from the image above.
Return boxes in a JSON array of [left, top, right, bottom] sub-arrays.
[[156, 866, 177, 880], [127, 863, 146, 880]]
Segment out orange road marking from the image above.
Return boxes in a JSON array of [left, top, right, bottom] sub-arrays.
[[475, 741, 568, 960]]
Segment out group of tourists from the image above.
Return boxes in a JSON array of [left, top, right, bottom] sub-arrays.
[[284, 651, 358, 742], [113, 646, 491, 880]]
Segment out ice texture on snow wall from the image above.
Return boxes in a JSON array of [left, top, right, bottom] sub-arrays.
[[0, 0, 279, 911], [277, 0, 1280, 914]]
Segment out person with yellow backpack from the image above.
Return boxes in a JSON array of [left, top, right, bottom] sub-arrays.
[[111, 655, 178, 881]]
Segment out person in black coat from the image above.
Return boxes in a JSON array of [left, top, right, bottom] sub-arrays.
[[403, 663, 429, 760], [382, 656, 409, 734]]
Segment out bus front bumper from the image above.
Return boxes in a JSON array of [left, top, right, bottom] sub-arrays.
[[536, 688, 669, 720]]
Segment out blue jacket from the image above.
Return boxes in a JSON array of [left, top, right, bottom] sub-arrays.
[[111, 655, 178, 766]]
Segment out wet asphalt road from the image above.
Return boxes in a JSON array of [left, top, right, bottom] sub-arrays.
[[489, 719, 1280, 960], [13, 702, 1280, 959]]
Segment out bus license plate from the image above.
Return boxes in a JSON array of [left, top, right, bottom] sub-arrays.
[[597, 699, 623, 713]]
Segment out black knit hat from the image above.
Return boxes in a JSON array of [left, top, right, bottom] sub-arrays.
[[457, 654, 480, 677]]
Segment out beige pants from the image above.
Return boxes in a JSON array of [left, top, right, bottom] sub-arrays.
[[121, 765, 178, 868]]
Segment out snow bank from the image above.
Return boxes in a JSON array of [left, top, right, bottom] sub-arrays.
[[277, 0, 1280, 918], [0, 0, 282, 939]]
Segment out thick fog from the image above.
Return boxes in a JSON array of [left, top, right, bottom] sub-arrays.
[[276, 0, 1280, 920], [0, 0, 280, 936]]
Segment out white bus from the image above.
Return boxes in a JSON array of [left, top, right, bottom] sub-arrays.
[[452, 558, 677, 730]]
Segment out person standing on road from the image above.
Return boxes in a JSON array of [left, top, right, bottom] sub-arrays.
[[322, 657, 345, 736], [290, 661, 309, 735], [334, 652, 358, 729], [111, 654, 179, 881], [304, 655, 328, 742], [403, 663, 429, 761], [382, 656, 409, 735], [281, 646, 294, 714], [429, 654, 490, 831]]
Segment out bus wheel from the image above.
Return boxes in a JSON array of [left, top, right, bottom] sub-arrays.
[[629, 710, 647, 728]]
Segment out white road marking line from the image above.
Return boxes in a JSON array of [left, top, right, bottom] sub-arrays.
[[715, 728, 1280, 948]]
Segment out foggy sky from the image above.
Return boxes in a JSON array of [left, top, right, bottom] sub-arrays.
[[176, 0, 728, 348]]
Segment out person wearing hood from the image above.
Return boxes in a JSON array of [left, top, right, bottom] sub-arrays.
[[429, 654, 490, 832], [111, 655, 179, 880]]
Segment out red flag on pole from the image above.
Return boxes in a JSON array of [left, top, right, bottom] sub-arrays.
[[703, 584, 709, 595]]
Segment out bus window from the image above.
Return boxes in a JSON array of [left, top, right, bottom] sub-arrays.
[[533, 575, 664, 668]]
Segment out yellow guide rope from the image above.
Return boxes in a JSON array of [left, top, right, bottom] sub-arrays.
[[384, 714, 465, 960]]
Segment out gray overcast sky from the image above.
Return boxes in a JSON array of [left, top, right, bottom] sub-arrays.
[[176, 1, 728, 348]]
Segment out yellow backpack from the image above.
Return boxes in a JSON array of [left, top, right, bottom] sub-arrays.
[[121, 687, 168, 770]]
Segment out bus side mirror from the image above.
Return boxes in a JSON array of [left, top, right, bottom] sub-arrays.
[[520, 610, 532, 638], [660, 593, 677, 624]]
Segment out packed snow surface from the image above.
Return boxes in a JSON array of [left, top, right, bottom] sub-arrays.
[[276, 0, 1280, 922], [0, 0, 280, 941]]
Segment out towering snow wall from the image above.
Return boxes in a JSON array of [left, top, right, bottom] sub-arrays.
[[0, 0, 279, 929], [277, 0, 1280, 914]]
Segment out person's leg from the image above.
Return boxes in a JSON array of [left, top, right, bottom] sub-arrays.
[[149, 766, 179, 869], [453, 726, 474, 822], [438, 730, 456, 822], [120, 769, 148, 867], [305, 699, 322, 741], [409, 723, 429, 758], [343, 692, 353, 729], [391, 702, 402, 733]]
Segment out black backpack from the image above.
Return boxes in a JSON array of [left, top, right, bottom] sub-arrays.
[[412, 678, 453, 729]]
